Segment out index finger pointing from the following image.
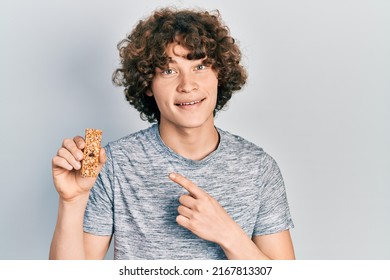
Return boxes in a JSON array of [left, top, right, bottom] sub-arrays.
[[168, 173, 206, 198]]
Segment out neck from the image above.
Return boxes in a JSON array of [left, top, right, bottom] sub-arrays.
[[158, 121, 220, 161]]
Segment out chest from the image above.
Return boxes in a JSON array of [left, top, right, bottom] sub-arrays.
[[112, 156, 262, 235]]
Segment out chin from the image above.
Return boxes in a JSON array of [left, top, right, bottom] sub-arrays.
[[177, 120, 208, 129], [167, 115, 214, 130]]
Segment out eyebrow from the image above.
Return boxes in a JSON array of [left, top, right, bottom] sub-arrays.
[[167, 57, 206, 64]]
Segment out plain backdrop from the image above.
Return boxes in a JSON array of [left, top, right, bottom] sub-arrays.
[[1, 0, 389, 260]]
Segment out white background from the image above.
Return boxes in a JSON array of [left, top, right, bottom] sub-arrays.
[[1, 0, 389, 259]]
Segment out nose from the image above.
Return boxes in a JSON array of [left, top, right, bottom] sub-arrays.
[[177, 71, 199, 93]]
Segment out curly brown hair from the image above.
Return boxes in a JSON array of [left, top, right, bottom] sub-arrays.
[[112, 7, 247, 123]]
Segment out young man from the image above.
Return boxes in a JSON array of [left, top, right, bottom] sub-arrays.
[[50, 8, 295, 260]]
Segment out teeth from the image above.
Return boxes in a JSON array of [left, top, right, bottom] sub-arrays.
[[178, 100, 201, 106]]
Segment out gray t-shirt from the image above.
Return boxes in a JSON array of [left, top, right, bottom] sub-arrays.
[[84, 124, 294, 259]]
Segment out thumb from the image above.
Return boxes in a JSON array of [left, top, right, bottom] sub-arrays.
[[96, 147, 107, 174]]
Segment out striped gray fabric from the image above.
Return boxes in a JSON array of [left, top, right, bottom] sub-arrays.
[[84, 124, 294, 259]]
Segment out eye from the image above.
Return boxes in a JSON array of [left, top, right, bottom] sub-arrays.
[[161, 68, 176, 75], [195, 64, 207, 71]]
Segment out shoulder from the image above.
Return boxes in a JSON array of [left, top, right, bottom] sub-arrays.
[[107, 125, 156, 148], [103, 125, 159, 159], [218, 127, 265, 157], [217, 127, 279, 168]]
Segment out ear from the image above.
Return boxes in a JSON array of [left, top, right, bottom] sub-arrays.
[[146, 88, 153, 97]]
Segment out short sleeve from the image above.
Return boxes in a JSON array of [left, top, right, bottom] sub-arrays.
[[253, 153, 294, 236], [83, 144, 114, 236]]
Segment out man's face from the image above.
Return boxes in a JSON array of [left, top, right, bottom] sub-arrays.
[[148, 43, 218, 130]]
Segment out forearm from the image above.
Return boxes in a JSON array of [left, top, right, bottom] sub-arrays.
[[218, 226, 270, 260], [49, 193, 89, 260]]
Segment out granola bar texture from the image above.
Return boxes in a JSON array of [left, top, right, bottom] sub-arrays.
[[81, 128, 102, 177]]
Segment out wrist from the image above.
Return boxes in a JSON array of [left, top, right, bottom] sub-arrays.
[[59, 192, 90, 209], [217, 226, 270, 260], [218, 224, 247, 252]]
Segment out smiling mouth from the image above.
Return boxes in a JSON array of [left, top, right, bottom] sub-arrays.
[[175, 98, 205, 106]]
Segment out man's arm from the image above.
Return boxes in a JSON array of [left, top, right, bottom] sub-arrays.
[[49, 194, 89, 259], [169, 173, 295, 260], [252, 230, 295, 260], [215, 229, 295, 260], [49, 136, 109, 259], [49, 194, 111, 260], [84, 233, 112, 260]]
